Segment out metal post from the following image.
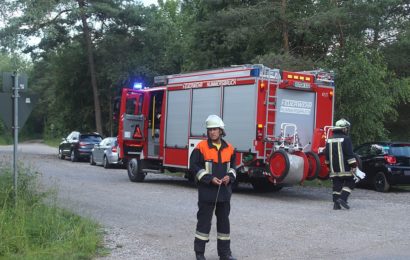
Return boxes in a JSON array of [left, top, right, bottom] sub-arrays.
[[12, 71, 19, 203]]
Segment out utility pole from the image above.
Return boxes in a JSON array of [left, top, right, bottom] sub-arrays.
[[12, 71, 19, 204]]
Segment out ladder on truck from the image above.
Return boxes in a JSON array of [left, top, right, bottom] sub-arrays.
[[260, 67, 281, 160]]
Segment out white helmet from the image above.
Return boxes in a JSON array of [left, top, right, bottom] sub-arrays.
[[205, 115, 225, 129], [335, 118, 351, 128]]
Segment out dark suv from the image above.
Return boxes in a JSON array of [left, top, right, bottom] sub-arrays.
[[58, 131, 103, 162], [354, 142, 410, 192]]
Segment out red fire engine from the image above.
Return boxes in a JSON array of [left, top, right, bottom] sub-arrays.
[[117, 64, 334, 191]]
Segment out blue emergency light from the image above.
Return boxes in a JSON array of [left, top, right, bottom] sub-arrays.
[[133, 82, 143, 89]]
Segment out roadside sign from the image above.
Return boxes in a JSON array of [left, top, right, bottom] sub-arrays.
[[2, 72, 28, 92], [0, 93, 38, 130]]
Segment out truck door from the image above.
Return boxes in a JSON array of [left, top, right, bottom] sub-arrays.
[[147, 90, 164, 157], [118, 90, 145, 159]]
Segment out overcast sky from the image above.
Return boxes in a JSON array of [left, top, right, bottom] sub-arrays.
[[141, 0, 158, 6]]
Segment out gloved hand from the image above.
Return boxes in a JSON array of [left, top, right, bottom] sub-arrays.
[[351, 168, 366, 183]]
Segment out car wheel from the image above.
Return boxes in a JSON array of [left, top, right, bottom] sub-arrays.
[[103, 156, 110, 169], [70, 150, 78, 162], [374, 172, 390, 192], [58, 148, 65, 160], [90, 154, 96, 165], [127, 158, 145, 182]]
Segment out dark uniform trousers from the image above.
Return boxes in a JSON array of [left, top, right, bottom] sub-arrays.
[[332, 176, 355, 203], [194, 201, 231, 257]]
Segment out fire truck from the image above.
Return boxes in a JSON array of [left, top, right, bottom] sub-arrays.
[[116, 64, 334, 191]]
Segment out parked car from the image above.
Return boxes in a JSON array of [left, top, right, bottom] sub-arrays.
[[58, 131, 103, 162], [89, 137, 121, 168], [354, 142, 410, 192]]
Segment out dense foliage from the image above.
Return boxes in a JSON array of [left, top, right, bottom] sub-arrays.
[[0, 0, 409, 144]]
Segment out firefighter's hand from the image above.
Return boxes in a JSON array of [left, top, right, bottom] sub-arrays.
[[222, 175, 230, 186], [211, 177, 222, 186]]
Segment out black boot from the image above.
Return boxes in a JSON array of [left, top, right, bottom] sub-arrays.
[[196, 253, 206, 260], [333, 202, 341, 210], [220, 255, 237, 260], [337, 198, 350, 209]]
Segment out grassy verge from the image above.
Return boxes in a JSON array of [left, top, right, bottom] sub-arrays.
[[43, 138, 61, 148], [301, 178, 332, 188], [0, 165, 105, 259]]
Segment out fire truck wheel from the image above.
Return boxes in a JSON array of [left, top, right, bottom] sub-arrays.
[[268, 150, 290, 183], [127, 158, 145, 182], [317, 153, 329, 180], [305, 152, 320, 181], [251, 179, 282, 192]]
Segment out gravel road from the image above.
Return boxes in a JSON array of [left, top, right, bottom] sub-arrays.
[[1, 143, 410, 260]]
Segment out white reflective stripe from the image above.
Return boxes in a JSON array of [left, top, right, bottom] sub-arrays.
[[338, 142, 345, 173], [327, 138, 344, 143], [217, 232, 230, 240], [342, 187, 352, 193], [330, 172, 353, 177], [195, 231, 209, 241], [332, 191, 341, 195], [227, 162, 230, 170], [329, 143, 334, 173], [348, 158, 357, 164], [195, 234, 209, 241], [228, 168, 236, 178], [205, 161, 212, 174], [196, 169, 209, 181]]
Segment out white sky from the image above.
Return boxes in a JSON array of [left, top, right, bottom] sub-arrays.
[[141, 0, 158, 6]]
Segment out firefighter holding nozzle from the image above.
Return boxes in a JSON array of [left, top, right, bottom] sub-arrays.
[[190, 115, 237, 260], [325, 118, 365, 210]]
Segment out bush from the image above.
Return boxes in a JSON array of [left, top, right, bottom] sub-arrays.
[[0, 165, 104, 259]]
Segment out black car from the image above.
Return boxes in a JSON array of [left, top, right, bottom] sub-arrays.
[[354, 142, 410, 192], [58, 131, 103, 162]]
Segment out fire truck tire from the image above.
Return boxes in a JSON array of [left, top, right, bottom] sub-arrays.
[[305, 152, 320, 181], [127, 158, 145, 182], [268, 150, 290, 183], [317, 152, 329, 180], [251, 179, 283, 192], [185, 171, 195, 182]]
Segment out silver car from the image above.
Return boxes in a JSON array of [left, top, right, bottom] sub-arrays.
[[90, 137, 120, 168]]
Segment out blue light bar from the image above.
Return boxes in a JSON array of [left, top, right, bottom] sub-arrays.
[[133, 82, 143, 89]]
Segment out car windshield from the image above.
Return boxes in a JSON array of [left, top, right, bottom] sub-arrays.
[[80, 135, 102, 142], [389, 144, 410, 157]]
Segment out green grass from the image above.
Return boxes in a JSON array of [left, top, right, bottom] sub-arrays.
[[0, 165, 105, 259], [43, 138, 61, 148], [0, 134, 12, 145], [301, 178, 332, 188]]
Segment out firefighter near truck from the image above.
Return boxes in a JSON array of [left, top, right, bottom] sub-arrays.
[[115, 64, 335, 191]]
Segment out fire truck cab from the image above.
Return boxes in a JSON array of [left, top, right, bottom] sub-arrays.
[[117, 64, 334, 191]]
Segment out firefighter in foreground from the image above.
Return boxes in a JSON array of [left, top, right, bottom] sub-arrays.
[[325, 118, 358, 210], [190, 115, 237, 260]]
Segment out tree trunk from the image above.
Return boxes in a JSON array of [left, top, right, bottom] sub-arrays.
[[281, 0, 289, 53], [77, 0, 103, 134]]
